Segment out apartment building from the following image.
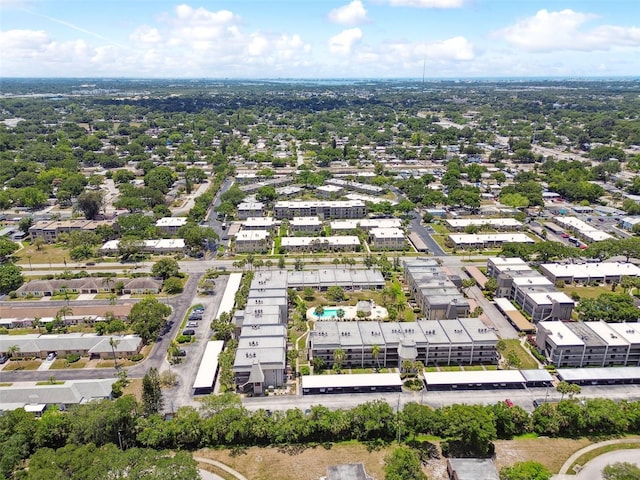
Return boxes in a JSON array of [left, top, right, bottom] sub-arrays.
[[369, 227, 406, 250], [274, 200, 366, 220], [155, 216, 188, 235], [29, 219, 115, 243], [309, 318, 498, 369], [237, 202, 265, 220], [235, 230, 270, 253]]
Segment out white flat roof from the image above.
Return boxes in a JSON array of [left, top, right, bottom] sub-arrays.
[[155, 217, 188, 227], [557, 367, 640, 382], [539, 321, 584, 346], [193, 340, 224, 390], [527, 291, 574, 305], [607, 323, 640, 344], [281, 236, 360, 247], [236, 230, 270, 241], [584, 321, 630, 347], [494, 297, 518, 312], [541, 262, 640, 279], [446, 218, 522, 228], [370, 227, 404, 238], [423, 370, 525, 385], [488, 257, 527, 266], [301, 373, 402, 389], [217, 273, 243, 320], [450, 234, 534, 244]]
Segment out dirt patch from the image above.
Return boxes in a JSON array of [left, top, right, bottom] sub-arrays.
[[494, 437, 593, 473], [122, 378, 143, 402], [196, 443, 443, 480]]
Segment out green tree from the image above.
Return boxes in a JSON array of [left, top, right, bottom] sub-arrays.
[[326, 285, 346, 302], [7, 344, 21, 369], [0, 263, 24, 294], [0, 237, 18, 262], [603, 462, 640, 480], [384, 446, 428, 480], [163, 277, 183, 294], [151, 257, 180, 280], [556, 381, 581, 400], [500, 461, 551, 480], [142, 367, 164, 416], [76, 190, 104, 219], [333, 348, 345, 372], [129, 297, 172, 344]]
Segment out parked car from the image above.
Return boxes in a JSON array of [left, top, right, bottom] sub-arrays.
[[182, 329, 195, 336], [0, 355, 8, 364], [504, 398, 514, 408], [176, 349, 187, 357], [187, 322, 198, 328], [46, 352, 57, 361]]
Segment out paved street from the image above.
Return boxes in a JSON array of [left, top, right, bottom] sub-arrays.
[[409, 212, 446, 256], [242, 384, 640, 414], [160, 275, 229, 413]]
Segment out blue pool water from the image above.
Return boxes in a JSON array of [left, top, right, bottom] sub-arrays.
[[316, 307, 343, 319]]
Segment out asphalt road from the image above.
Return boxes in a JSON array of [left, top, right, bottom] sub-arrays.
[[161, 274, 229, 413], [408, 212, 446, 256], [575, 449, 640, 480], [242, 384, 640, 414]]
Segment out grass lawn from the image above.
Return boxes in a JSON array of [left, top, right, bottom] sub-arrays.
[[564, 284, 617, 300], [462, 365, 485, 371], [15, 242, 71, 266], [430, 223, 449, 235], [3, 360, 41, 370], [439, 366, 463, 371], [50, 358, 89, 369], [500, 339, 539, 370], [36, 380, 65, 385]]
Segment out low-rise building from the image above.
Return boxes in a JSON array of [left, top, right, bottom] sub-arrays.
[[309, 318, 498, 369], [274, 200, 366, 220], [369, 227, 405, 250], [242, 217, 279, 232], [0, 334, 142, 360], [289, 216, 322, 234], [237, 202, 264, 220], [540, 262, 640, 285], [29, 219, 115, 243], [280, 235, 360, 252], [100, 239, 185, 254], [537, 321, 640, 367], [445, 218, 522, 231], [448, 233, 534, 249], [235, 229, 270, 253], [155, 216, 188, 235], [316, 184, 343, 198]]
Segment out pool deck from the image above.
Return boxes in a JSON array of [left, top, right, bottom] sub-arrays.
[[307, 305, 388, 321]]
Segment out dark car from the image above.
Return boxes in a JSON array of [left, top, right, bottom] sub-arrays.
[[177, 349, 187, 357], [0, 355, 8, 364], [182, 329, 195, 336]]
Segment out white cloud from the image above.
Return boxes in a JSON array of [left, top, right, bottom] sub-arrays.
[[494, 9, 640, 52], [385, 0, 465, 8], [0, 29, 49, 51], [426, 36, 474, 60], [329, 28, 363, 55], [328, 1, 368, 26], [129, 26, 162, 45]]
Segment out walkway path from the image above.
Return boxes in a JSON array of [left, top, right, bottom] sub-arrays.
[[194, 457, 249, 480], [554, 438, 640, 479]]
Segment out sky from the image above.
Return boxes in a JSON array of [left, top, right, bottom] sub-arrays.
[[1, 0, 640, 78]]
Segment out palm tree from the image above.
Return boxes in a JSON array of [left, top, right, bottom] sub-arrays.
[[333, 348, 345, 372], [7, 345, 21, 369], [336, 308, 346, 321], [372, 344, 381, 370], [57, 305, 73, 323], [109, 337, 121, 369], [314, 305, 325, 320], [32, 317, 43, 334]]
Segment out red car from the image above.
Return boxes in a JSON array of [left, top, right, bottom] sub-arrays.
[[504, 399, 514, 408]]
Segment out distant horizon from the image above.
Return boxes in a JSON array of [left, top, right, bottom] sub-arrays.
[[2, 1, 639, 78]]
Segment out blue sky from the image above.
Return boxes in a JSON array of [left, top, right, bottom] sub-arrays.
[[1, 0, 639, 78]]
